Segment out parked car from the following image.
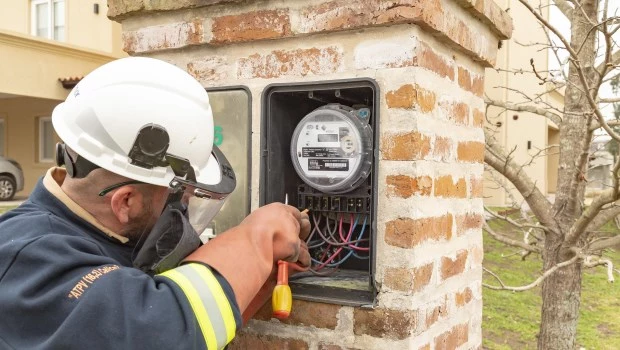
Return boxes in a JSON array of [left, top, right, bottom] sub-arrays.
[[0, 157, 24, 201]]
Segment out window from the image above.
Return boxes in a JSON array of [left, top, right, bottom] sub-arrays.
[[0, 119, 5, 157], [38, 117, 55, 163], [31, 0, 65, 41]]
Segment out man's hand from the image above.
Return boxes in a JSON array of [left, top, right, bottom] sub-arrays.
[[183, 202, 311, 312], [238, 203, 310, 267]]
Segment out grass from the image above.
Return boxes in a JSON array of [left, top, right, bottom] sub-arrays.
[[483, 216, 620, 349], [0, 206, 18, 215]]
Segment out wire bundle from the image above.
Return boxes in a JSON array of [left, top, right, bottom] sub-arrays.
[[306, 212, 370, 275]]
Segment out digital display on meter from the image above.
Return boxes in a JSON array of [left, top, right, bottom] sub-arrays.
[[318, 134, 338, 142], [291, 104, 373, 194]]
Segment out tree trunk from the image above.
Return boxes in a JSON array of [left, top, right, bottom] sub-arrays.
[[538, 235, 583, 349], [541, 0, 599, 348]]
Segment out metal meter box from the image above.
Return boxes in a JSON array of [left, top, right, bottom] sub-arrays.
[[260, 79, 379, 306]]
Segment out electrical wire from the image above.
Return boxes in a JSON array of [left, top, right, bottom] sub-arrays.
[[305, 210, 372, 273], [310, 212, 368, 246]]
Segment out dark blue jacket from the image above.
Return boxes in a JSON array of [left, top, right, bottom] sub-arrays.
[[0, 177, 240, 349]]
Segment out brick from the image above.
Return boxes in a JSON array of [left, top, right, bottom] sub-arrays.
[[228, 332, 309, 350], [253, 299, 340, 329], [385, 214, 453, 248], [456, 213, 484, 236], [454, 0, 513, 40], [386, 84, 417, 109], [455, 287, 473, 307], [441, 250, 468, 280], [433, 137, 452, 162], [237, 46, 343, 79], [470, 176, 484, 198], [353, 308, 417, 340], [386, 175, 432, 198], [298, 0, 498, 67], [472, 75, 485, 96], [434, 176, 467, 198], [472, 108, 485, 127], [470, 245, 484, 268], [108, 0, 240, 19], [417, 43, 455, 80], [210, 10, 291, 44], [415, 85, 436, 113], [434, 323, 469, 350], [440, 102, 469, 125], [300, 0, 443, 37], [458, 66, 485, 96], [412, 263, 434, 292], [457, 67, 472, 92], [425, 299, 447, 328], [382, 132, 431, 160], [187, 56, 228, 83], [384, 262, 433, 292], [386, 84, 436, 113], [318, 344, 362, 350], [457, 141, 485, 163], [318, 345, 342, 350], [122, 21, 203, 54], [107, 0, 144, 19]]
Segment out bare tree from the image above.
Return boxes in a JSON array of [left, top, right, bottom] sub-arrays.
[[483, 0, 620, 349]]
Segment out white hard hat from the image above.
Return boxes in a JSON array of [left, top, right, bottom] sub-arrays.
[[52, 57, 220, 187]]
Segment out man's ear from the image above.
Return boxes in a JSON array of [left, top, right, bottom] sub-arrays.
[[109, 186, 142, 224]]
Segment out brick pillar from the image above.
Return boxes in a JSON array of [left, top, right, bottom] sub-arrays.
[[109, 0, 512, 348]]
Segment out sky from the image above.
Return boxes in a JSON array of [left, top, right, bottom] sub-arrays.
[[548, 0, 620, 122]]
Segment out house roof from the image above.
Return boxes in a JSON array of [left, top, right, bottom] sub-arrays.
[[58, 76, 83, 89]]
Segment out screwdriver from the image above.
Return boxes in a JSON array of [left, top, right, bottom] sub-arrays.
[[272, 195, 308, 319]]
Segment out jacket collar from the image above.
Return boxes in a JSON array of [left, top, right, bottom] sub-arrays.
[[32, 167, 129, 244]]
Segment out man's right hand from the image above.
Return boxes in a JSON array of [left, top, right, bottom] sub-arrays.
[[182, 202, 311, 313], [238, 203, 310, 267]]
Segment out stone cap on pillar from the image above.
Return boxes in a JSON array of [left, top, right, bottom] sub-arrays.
[[107, 0, 512, 68]]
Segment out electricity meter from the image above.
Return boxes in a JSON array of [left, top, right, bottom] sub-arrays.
[[290, 104, 373, 194]]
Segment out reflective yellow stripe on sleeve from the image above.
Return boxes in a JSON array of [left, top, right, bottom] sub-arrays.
[[159, 264, 236, 350], [188, 264, 236, 344]]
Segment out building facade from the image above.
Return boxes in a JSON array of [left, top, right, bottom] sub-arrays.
[[0, 0, 124, 196], [483, 0, 563, 206]]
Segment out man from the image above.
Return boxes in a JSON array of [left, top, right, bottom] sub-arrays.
[[0, 57, 310, 349]]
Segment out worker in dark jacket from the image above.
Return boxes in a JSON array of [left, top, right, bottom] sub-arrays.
[[0, 57, 310, 350]]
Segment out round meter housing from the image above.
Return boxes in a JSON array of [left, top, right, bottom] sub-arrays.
[[290, 104, 373, 194]]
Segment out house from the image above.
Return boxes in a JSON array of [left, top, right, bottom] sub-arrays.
[[483, 0, 565, 206], [0, 0, 124, 196]]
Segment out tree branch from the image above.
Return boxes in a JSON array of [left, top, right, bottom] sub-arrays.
[[589, 120, 620, 131], [583, 256, 615, 282], [483, 253, 581, 291], [588, 235, 620, 251], [484, 134, 556, 231], [595, 49, 620, 76], [484, 98, 562, 125], [484, 206, 548, 232], [585, 205, 620, 232], [483, 222, 542, 253], [552, 0, 574, 19], [600, 97, 620, 103]]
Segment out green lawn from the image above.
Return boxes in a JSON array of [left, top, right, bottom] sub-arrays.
[[0, 206, 17, 215], [483, 218, 620, 349]]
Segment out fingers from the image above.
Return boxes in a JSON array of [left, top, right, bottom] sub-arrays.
[[296, 241, 311, 268], [299, 212, 311, 240]]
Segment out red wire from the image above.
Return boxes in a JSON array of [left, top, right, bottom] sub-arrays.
[[316, 214, 354, 270], [338, 213, 370, 252]]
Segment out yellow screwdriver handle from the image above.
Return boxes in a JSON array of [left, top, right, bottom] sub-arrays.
[[272, 260, 292, 319]]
